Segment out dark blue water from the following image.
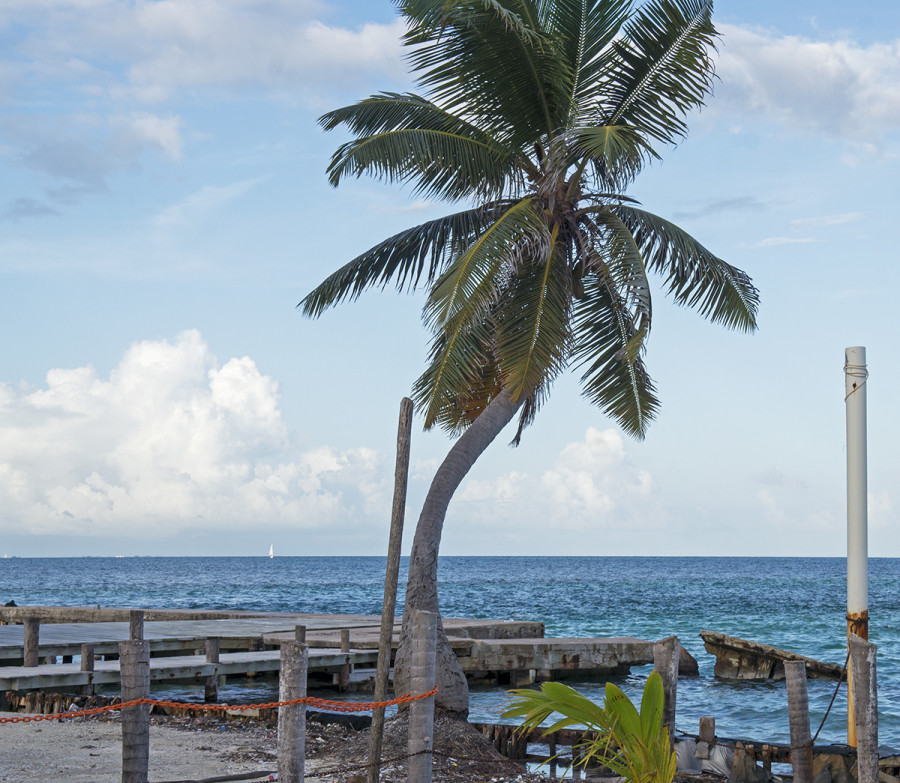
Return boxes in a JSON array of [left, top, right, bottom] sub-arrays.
[[1, 556, 897, 748]]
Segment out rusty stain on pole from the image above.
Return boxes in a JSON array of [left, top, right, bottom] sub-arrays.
[[844, 346, 868, 747]]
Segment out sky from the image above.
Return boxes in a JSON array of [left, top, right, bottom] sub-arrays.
[[1, 0, 899, 558]]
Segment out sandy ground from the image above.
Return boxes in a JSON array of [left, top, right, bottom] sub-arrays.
[[0, 710, 543, 783], [0, 712, 319, 783]]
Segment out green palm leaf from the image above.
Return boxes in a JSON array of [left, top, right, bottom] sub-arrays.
[[495, 227, 572, 401], [400, 0, 570, 143], [414, 311, 500, 431], [419, 198, 549, 426], [545, 0, 631, 123], [602, 0, 717, 145], [299, 203, 515, 317], [580, 207, 653, 331], [574, 125, 658, 189], [573, 272, 659, 438], [612, 204, 759, 332], [325, 126, 519, 201], [425, 198, 546, 327]]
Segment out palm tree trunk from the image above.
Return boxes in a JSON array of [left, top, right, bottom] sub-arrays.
[[393, 387, 523, 715]]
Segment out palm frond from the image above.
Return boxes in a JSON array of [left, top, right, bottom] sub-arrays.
[[495, 228, 572, 402], [544, 0, 632, 124], [424, 198, 547, 328], [601, 0, 717, 145], [401, 0, 570, 144], [579, 206, 652, 330], [299, 203, 513, 317], [325, 127, 518, 202], [414, 311, 501, 431], [574, 124, 658, 189], [572, 272, 659, 438], [612, 204, 759, 332]]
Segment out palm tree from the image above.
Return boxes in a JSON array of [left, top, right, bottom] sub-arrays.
[[300, 0, 758, 714]]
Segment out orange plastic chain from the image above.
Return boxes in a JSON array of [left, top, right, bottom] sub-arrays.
[[0, 686, 438, 725]]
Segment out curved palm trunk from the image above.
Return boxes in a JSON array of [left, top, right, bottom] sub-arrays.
[[393, 388, 523, 716]]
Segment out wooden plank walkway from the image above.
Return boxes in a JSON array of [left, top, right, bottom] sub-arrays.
[[0, 607, 663, 695], [0, 648, 378, 691]]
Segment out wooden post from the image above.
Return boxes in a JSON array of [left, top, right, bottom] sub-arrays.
[[247, 638, 260, 678], [81, 644, 95, 696], [407, 609, 437, 783], [653, 635, 680, 746], [784, 661, 813, 783], [129, 610, 144, 641], [23, 617, 40, 667], [696, 716, 715, 759], [205, 638, 220, 703], [119, 640, 150, 783], [339, 629, 350, 689], [295, 625, 306, 643], [849, 633, 878, 783], [277, 641, 307, 783], [367, 396, 412, 783]]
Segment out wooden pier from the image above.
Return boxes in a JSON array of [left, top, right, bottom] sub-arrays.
[[0, 605, 667, 705]]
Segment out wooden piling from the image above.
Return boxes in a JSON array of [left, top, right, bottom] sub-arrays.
[[407, 609, 437, 783], [129, 610, 144, 641], [696, 716, 715, 759], [247, 638, 260, 678], [277, 641, 307, 783], [23, 617, 39, 667], [848, 633, 878, 783], [294, 625, 306, 644], [119, 640, 150, 783], [653, 635, 680, 746], [339, 629, 350, 689], [81, 643, 95, 696], [784, 660, 813, 783], [205, 637, 220, 703], [366, 398, 412, 783]]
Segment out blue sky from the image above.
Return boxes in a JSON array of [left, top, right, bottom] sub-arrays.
[[1, 0, 898, 558]]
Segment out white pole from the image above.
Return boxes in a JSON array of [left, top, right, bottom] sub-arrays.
[[844, 345, 869, 747]]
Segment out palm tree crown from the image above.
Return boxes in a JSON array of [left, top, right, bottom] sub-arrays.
[[301, 0, 759, 442]]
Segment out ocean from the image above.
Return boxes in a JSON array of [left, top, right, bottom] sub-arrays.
[[1, 556, 897, 749]]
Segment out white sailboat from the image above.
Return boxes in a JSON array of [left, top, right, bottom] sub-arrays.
[[269, 544, 274, 559]]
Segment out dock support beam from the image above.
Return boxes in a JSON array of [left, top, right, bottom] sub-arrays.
[[119, 640, 150, 783], [408, 609, 437, 783], [129, 610, 144, 642], [849, 634, 878, 783], [277, 641, 307, 783], [23, 617, 39, 667], [845, 345, 869, 746], [205, 637, 220, 702], [784, 661, 813, 783], [81, 643, 95, 696]]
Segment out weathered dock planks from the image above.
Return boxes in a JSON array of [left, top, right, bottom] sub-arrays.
[[700, 630, 843, 681], [0, 647, 378, 691], [0, 606, 669, 699]]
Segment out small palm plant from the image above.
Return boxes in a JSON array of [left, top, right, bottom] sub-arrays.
[[503, 671, 676, 783]]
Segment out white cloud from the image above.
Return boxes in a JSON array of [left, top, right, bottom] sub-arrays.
[[2, 1, 407, 103], [790, 212, 863, 228], [0, 331, 390, 537], [1, 110, 186, 202], [748, 236, 820, 248], [715, 24, 900, 141], [457, 428, 663, 532], [152, 177, 269, 229]]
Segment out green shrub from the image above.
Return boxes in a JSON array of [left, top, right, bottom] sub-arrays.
[[502, 670, 676, 783]]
